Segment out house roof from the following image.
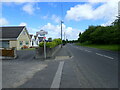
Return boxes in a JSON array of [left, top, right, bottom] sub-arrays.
[[29, 34, 33, 39], [38, 37, 43, 41], [0, 26, 25, 39], [34, 36, 37, 40]]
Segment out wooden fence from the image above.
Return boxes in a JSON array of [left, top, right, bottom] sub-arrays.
[[0, 48, 15, 57]]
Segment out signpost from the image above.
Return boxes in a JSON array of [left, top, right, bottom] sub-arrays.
[[36, 30, 48, 59]]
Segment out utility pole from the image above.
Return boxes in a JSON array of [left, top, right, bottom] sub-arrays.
[[61, 20, 63, 48], [64, 32, 65, 40]]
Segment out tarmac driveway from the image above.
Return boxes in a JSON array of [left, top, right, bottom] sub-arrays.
[[2, 49, 48, 88]]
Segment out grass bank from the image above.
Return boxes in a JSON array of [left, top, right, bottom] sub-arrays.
[[21, 48, 35, 50], [76, 43, 120, 51]]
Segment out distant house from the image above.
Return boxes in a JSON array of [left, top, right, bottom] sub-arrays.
[[0, 26, 31, 50], [30, 34, 44, 47], [38, 37, 44, 42]]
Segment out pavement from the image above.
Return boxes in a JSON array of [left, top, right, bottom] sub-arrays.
[[2, 44, 119, 88]]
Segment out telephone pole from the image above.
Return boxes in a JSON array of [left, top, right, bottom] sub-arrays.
[[61, 20, 64, 47]]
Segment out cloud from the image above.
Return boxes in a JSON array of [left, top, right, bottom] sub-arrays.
[[51, 15, 61, 23], [1, 0, 35, 3], [0, 18, 9, 26], [65, 0, 119, 25], [42, 15, 49, 19], [22, 3, 35, 15], [40, 23, 80, 40], [19, 22, 27, 26]]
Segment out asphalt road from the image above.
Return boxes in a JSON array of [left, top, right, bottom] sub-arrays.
[[2, 44, 119, 88], [61, 43, 118, 88]]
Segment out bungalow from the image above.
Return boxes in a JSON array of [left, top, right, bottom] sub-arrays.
[[0, 26, 31, 50]]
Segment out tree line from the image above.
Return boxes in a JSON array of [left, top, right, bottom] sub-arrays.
[[71, 16, 120, 44]]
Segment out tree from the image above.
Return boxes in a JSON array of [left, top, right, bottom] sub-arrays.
[[78, 32, 81, 42], [48, 37, 52, 42]]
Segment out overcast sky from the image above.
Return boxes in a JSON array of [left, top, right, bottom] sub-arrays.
[[0, 0, 119, 40]]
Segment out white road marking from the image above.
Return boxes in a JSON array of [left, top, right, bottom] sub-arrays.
[[96, 53, 104, 56], [103, 55, 114, 59], [51, 61, 64, 88], [85, 50, 92, 52], [96, 53, 114, 59]]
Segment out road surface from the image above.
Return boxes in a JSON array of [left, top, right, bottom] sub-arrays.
[[2, 44, 119, 88]]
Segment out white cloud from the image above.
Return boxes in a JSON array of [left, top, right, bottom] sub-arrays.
[[42, 15, 49, 19], [0, 18, 9, 26], [1, 0, 35, 3], [19, 22, 27, 26], [40, 23, 80, 40], [51, 15, 61, 23], [22, 3, 35, 15], [65, 0, 119, 25]]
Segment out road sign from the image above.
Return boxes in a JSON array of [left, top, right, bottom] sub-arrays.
[[37, 30, 48, 36], [36, 30, 48, 59], [43, 37, 46, 39]]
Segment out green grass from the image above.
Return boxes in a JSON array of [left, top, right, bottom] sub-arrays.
[[76, 43, 120, 51], [22, 48, 35, 50]]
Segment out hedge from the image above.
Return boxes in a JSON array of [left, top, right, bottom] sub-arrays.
[[39, 38, 62, 48]]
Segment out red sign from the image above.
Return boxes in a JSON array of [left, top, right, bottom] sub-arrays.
[[43, 37, 46, 39]]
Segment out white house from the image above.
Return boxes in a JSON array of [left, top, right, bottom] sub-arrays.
[[30, 34, 43, 47]]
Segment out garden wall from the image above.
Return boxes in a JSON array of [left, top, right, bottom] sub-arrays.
[[35, 45, 61, 59]]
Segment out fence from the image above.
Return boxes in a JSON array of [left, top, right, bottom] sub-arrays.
[[0, 48, 16, 57]]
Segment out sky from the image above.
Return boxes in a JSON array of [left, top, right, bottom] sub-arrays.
[[0, 0, 119, 40]]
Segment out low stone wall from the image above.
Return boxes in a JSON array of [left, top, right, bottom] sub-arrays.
[[35, 45, 61, 59]]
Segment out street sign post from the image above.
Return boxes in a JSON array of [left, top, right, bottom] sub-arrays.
[[36, 30, 48, 59]]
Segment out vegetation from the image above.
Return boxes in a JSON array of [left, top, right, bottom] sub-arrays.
[[39, 38, 62, 48], [77, 16, 120, 45], [68, 16, 120, 51], [23, 48, 35, 50], [76, 43, 120, 51], [48, 37, 52, 42]]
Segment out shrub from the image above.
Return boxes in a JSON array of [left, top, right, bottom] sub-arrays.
[[39, 38, 62, 48], [39, 42, 44, 47], [21, 45, 28, 49]]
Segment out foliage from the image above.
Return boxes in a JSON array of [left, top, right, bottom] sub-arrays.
[[48, 37, 52, 42], [39, 38, 62, 48], [78, 17, 120, 45], [53, 38, 62, 45], [76, 43, 120, 51]]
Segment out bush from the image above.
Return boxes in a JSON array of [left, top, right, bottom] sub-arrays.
[[53, 39, 62, 45], [21, 45, 28, 49], [39, 39, 62, 48]]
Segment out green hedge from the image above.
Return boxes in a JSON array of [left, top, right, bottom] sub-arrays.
[[39, 38, 62, 48]]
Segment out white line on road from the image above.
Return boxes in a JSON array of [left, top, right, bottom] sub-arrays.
[[96, 53, 104, 56], [85, 50, 92, 52], [103, 55, 114, 59], [51, 61, 64, 88], [96, 53, 114, 59]]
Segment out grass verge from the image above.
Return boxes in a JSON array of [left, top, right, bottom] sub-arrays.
[[76, 43, 120, 51], [22, 48, 35, 50]]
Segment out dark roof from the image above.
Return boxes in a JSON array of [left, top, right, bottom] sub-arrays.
[[30, 34, 33, 39], [38, 37, 43, 41], [0, 26, 25, 39], [34, 36, 37, 40]]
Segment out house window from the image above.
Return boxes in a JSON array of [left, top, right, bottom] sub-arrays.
[[19, 41, 23, 45], [2, 41, 9, 48], [26, 41, 29, 45]]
